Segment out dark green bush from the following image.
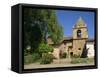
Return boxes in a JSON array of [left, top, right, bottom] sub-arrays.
[[40, 53, 54, 64], [24, 49, 30, 56], [60, 52, 67, 59]]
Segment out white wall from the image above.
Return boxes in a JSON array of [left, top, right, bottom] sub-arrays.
[[0, 0, 99, 77], [87, 43, 94, 58]]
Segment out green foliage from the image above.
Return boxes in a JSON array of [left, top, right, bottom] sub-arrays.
[[24, 49, 30, 56], [24, 53, 41, 64], [71, 58, 88, 64], [40, 53, 55, 64], [24, 55, 34, 64], [38, 43, 53, 53], [24, 8, 63, 52], [60, 52, 67, 59], [32, 53, 41, 62], [47, 10, 63, 44]]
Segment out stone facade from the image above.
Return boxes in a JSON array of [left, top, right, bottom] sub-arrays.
[[72, 39, 87, 56]]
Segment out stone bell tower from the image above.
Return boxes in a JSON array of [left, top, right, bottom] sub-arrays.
[[72, 17, 88, 57]]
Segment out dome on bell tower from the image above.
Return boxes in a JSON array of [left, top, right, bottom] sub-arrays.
[[73, 16, 88, 39], [74, 17, 87, 28]]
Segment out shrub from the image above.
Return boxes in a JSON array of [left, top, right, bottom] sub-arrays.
[[24, 55, 33, 64], [24, 53, 41, 64], [32, 53, 41, 62], [71, 58, 88, 64], [72, 54, 80, 58], [38, 43, 53, 53], [40, 53, 54, 64], [60, 52, 67, 59], [24, 49, 30, 56]]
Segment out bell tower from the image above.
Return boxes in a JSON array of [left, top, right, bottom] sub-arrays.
[[72, 17, 88, 57]]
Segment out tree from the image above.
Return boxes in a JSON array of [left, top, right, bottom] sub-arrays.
[[24, 8, 43, 53], [38, 43, 53, 53], [47, 10, 63, 44], [24, 8, 63, 53]]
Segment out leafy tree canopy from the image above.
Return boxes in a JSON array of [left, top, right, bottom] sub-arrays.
[[24, 8, 63, 52]]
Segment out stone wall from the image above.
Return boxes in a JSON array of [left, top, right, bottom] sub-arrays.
[[72, 39, 87, 56]]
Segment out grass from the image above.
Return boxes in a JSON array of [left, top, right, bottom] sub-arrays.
[[71, 58, 94, 64], [24, 55, 33, 64], [24, 53, 41, 65], [24, 53, 55, 64]]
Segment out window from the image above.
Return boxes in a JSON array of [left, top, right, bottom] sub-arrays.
[[77, 30, 81, 38], [70, 52, 73, 56], [78, 48, 81, 50]]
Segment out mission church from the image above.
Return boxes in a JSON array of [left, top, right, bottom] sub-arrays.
[[47, 17, 94, 59]]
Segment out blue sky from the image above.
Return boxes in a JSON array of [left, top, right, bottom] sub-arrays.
[[56, 10, 95, 38]]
